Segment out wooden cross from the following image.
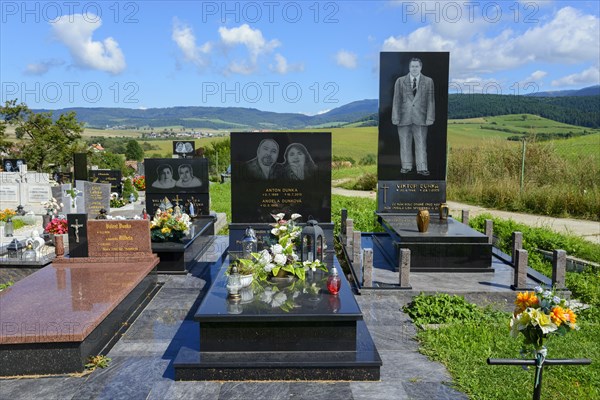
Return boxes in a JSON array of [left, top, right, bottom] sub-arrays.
[[70, 219, 84, 243], [380, 184, 389, 204]]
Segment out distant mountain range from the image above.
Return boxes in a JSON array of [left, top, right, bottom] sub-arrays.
[[33, 86, 599, 130], [526, 85, 600, 97]]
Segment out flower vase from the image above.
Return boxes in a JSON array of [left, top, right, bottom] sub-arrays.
[[416, 209, 430, 232], [54, 234, 65, 257], [42, 214, 52, 231], [52, 233, 69, 247]]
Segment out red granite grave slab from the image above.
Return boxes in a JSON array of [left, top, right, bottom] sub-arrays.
[[0, 256, 158, 345], [87, 220, 152, 257]]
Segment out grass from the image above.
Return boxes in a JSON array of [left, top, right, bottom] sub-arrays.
[[417, 317, 599, 400]]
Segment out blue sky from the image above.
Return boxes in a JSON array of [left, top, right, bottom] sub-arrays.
[[1, 1, 599, 114]]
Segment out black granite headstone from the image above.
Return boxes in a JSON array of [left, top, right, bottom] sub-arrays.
[[89, 170, 122, 194], [73, 153, 88, 181], [172, 141, 195, 158], [55, 172, 72, 184], [230, 132, 332, 223], [67, 214, 88, 257], [377, 52, 449, 214], [145, 158, 209, 194]]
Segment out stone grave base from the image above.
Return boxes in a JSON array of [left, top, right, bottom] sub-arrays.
[[152, 217, 216, 273], [173, 254, 381, 381], [0, 256, 158, 376], [377, 214, 493, 273]]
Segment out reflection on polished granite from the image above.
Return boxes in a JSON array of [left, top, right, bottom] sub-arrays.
[[0, 257, 158, 344]]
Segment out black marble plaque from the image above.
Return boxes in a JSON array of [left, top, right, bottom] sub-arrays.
[[88, 170, 122, 193], [145, 158, 209, 194], [378, 180, 446, 214], [145, 193, 209, 217], [54, 172, 72, 184], [377, 52, 449, 213], [73, 153, 88, 181], [67, 214, 88, 257], [172, 140, 195, 157], [231, 132, 331, 223]]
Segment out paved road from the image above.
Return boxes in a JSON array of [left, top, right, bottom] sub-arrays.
[[332, 187, 600, 244]]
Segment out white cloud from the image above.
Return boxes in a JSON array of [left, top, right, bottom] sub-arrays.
[[551, 66, 600, 87], [382, 6, 599, 79], [269, 53, 303, 75], [52, 14, 125, 74], [172, 18, 212, 68], [528, 70, 548, 81], [219, 24, 279, 62], [336, 50, 358, 69], [24, 59, 65, 75]]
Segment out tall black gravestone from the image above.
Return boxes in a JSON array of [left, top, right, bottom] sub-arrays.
[[377, 52, 449, 213], [229, 132, 332, 251], [73, 153, 88, 182], [67, 213, 88, 257], [374, 52, 492, 273]]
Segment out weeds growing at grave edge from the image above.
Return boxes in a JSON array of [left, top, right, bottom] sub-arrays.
[[85, 355, 111, 371], [403, 293, 489, 328], [0, 281, 14, 291], [331, 196, 381, 236], [415, 305, 600, 399]]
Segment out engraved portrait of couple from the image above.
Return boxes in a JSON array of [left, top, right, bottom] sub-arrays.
[[243, 139, 317, 181]]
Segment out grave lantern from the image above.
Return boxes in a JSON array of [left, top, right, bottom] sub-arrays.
[[241, 226, 257, 259], [5, 218, 14, 237], [7, 238, 25, 259], [301, 220, 324, 263], [22, 244, 37, 261], [226, 266, 242, 300]]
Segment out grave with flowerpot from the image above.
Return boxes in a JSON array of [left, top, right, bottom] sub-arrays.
[[173, 131, 382, 381]]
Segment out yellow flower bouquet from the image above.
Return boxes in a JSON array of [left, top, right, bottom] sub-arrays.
[[150, 208, 191, 242], [510, 286, 578, 355]]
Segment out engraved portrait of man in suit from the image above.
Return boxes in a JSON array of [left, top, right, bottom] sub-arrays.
[[392, 57, 435, 176]]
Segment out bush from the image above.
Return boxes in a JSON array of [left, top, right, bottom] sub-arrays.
[[351, 173, 377, 191], [403, 292, 485, 326], [358, 153, 377, 166]]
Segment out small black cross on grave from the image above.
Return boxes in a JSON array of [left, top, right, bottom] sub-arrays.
[[70, 219, 84, 243]]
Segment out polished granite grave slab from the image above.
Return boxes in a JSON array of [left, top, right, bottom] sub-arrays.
[[0, 256, 158, 376], [173, 254, 382, 381], [377, 214, 493, 272], [152, 217, 216, 273]]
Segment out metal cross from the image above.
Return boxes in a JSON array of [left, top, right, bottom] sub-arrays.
[[380, 184, 389, 204], [70, 219, 84, 243], [173, 195, 182, 205]]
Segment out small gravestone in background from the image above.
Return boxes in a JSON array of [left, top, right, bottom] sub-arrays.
[[144, 158, 209, 216], [89, 170, 122, 194], [75, 181, 111, 217], [73, 153, 88, 182], [173, 141, 195, 158], [67, 214, 88, 257]]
